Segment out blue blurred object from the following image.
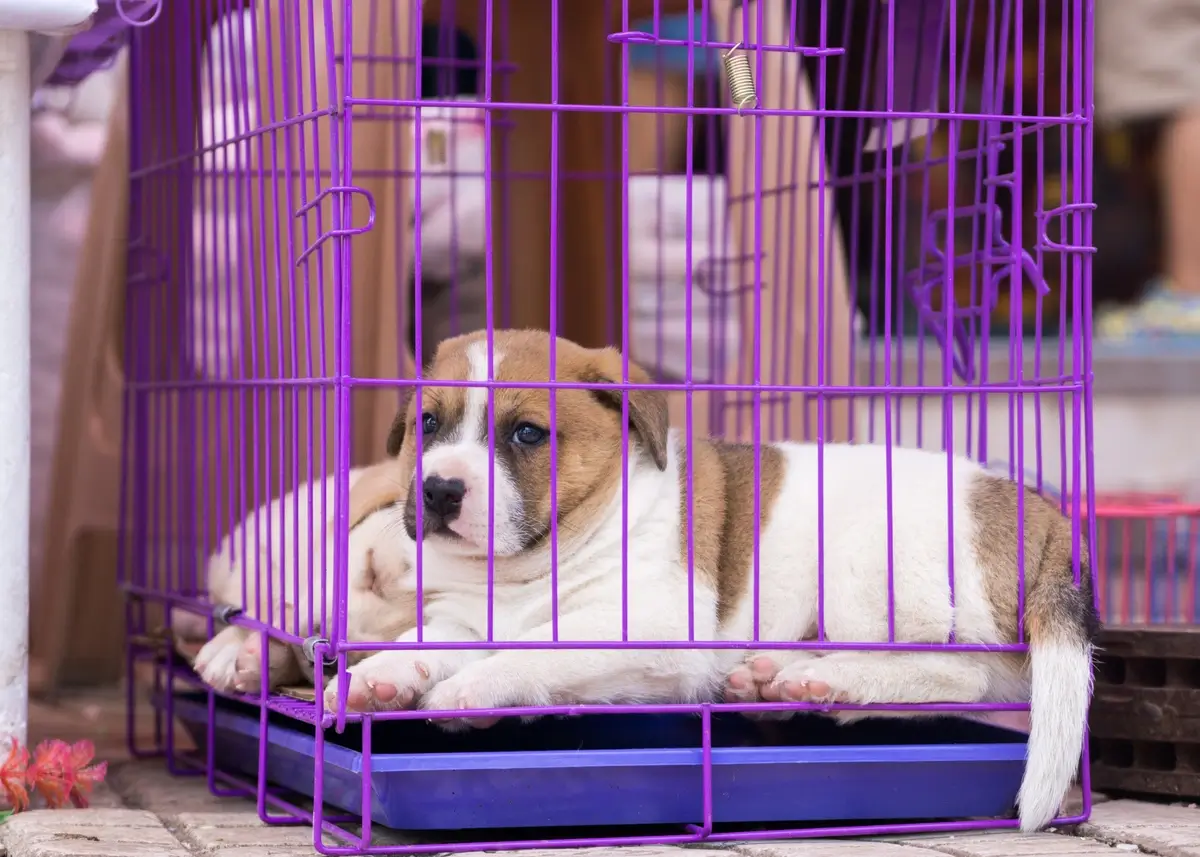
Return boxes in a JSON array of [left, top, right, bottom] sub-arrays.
[[1141, 516, 1200, 624], [628, 13, 719, 73]]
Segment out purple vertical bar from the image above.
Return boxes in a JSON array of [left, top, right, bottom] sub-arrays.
[[654, 0, 666, 380], [302, 0, 328, 637], [764, 0, 785, 443], [499, 2, 513, 330], [313, 656, 328, 851], [1056, 0, 1069, 504], [749, 0, 764, 643], [684, 4, 696, 640], [1078, 0, 1097, 815], [412, 0, 428, 645], [620, 0, 631, 642], [548, 0, 560, 640], [483, 0, 497, 642], [814, 0, 830, 647], [360, 715, 373, 845], [700, 704, 714, 834], [328, 0, 354, 693], [1012, 0, 1028, 641], [880, 0, 896, 643], [256, 635, 271, 820], [942, 0, 958, 640], [1032, 2, 1049, 492], [977, 0, 1001, 469]]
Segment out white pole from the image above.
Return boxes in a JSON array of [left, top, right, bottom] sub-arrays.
[[0, 27, 30, 750]]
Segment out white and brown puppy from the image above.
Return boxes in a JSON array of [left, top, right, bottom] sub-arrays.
[[189, 460, 419, 693], [336, 329, 1098, 833]]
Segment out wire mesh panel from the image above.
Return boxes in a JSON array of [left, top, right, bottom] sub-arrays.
[[122, 0, 1098, 850], [1092, 494, 1200, 626]]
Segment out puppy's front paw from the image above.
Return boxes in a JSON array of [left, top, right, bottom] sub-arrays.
[[324, 652, 434, 713], [724, 653, 802, 721], [194, 627, 244, 693], [231, 635, 298, 693], [421, 665, 542, 732], [767, 660, 850, 705]]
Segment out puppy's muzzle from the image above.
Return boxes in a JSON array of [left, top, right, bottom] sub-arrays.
[[423, 475, 465, 524]]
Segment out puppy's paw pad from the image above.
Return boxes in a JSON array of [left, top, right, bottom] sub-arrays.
[[330, 655, 432, 712], [749, 655, 783, 684], [422, 675, 513, 731], [723, 665, 758, 703], [365, 679, 417, 708], [324, 674, 373, 712], [232, 654, 262, 690], [195, 639, 241, 692], [771, 675, 848, 704]]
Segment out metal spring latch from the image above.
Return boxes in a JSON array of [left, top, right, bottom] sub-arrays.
[[212, 604, 243, 624], [723, 42, 758, 113], [302, 635, 332, 666]]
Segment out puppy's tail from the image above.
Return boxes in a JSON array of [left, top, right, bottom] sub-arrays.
[[1017, 522, 1099, 833]]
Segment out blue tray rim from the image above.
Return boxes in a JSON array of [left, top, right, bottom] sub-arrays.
[[173, 693, 1029, 774]]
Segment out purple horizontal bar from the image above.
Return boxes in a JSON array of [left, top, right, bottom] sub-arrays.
[[604, 34, 843, 58], [190, 168, 688, 180], [353, 700, 1033, 723], [345, 97, 1087, 125], [126, 378, 1084, 394], [335, 639, 1029, 653]]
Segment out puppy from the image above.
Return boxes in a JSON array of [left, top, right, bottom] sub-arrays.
[[189, 459, 418, 693], [335, 329, 1097, 833]]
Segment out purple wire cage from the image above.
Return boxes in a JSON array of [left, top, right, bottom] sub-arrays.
[[121, 0, 1097, 851]]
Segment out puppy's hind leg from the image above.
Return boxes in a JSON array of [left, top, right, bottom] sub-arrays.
[[768, 651, 993, 723]]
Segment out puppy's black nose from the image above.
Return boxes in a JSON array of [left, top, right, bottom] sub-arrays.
[[423, 476, 466, 520]]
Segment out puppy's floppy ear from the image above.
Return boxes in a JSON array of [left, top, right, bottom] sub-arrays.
[[586, 347, 669, 471], [347, 459, 408, 529], [386, 387, 415, 458]]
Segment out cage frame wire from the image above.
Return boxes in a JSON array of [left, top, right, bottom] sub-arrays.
[[119, 0, 1100, 850]]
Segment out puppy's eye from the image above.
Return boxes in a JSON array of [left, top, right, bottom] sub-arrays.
[[511, 422, 548, 447], [421, 413, 439, 436]]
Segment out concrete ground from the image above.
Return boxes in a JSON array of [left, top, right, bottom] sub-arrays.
[[7, 687, 1199, 857]]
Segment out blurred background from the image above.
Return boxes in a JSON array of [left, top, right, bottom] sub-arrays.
[[22, 0, 1198, 715]]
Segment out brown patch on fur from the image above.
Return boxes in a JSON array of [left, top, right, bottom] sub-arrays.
[[968, 473, 1099, 645], [387, 347, 472, 458], [391, 329, 671, 554], [677, 439, 786, 621], [347, 459, 408, 529]]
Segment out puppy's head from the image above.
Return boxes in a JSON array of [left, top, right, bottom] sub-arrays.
[[388, 329, 669, 559]]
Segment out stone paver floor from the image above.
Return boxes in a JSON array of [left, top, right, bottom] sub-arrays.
[[3, 757, 1196, 857], [9, 686, 1198, 857]]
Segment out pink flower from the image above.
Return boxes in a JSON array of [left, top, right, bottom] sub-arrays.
[[0, 739, 107, 813], [0, 741, 29, 812]]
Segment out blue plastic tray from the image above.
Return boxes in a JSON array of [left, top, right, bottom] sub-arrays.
[[170, 691, 1027, 830]]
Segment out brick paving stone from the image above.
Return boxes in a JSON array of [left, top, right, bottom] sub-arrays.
[[108, 761, 258, 816], [1079, 800, 1200, 857], [169, 812, 319, 856], [0, 808, 188, 857], [169, 811, 420, 856], [895, 831, 1131, 857]]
